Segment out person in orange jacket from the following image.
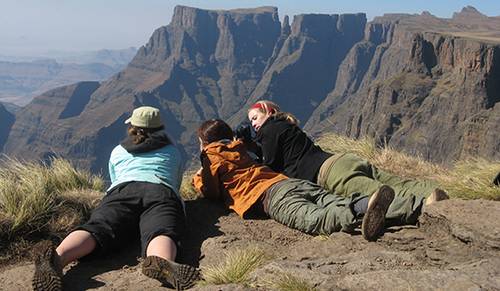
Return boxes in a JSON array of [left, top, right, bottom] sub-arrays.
[[192, 119, 395, 241]]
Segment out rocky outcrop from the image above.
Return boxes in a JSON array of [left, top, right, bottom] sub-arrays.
[[1, 199, 499, 290], [4, 82, 101, 166], [306, 13, 500, 163], [230, 13, 366, 124]]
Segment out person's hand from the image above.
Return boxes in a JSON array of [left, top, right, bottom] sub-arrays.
[[234, 122, 254, 142]]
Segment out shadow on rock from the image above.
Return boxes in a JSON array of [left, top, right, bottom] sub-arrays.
[[63, 242, 141, 290], [62, 198, 225, 289], [179, 198, 228, 267]]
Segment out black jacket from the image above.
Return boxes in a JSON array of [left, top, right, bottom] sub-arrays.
[[255, 117, 332, 182]]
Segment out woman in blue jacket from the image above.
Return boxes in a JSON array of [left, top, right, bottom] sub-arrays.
[[32, 106, 200, 291]]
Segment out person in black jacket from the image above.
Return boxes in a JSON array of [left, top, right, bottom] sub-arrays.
[[247, 100, 449, 226]]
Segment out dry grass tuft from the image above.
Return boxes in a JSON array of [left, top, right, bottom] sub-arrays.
[[200, 246, 267, 285], [441, 158, 500, 200], [0, 157, 104, 240], [180, 170, 202, 200], [317, 133, 500, 200], [318, 133, 378, 161], [263, 272, 316, 291]]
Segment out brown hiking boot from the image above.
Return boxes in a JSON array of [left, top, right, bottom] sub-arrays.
[[362, 185, 395, 242], [142, 256, 201, 290], [32, 240, 63, 291], [425, 188, 449, 206]]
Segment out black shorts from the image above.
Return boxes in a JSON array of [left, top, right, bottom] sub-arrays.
[[78, 181, 185, 257]]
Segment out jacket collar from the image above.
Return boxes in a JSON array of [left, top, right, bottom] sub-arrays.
[[121, 131, 171, 154]]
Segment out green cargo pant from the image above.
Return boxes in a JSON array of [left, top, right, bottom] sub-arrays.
[[319, 153, 436, 225], [266, 179, 366, 235]]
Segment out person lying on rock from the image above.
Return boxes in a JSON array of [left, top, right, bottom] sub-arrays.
[[32, 106, 200, 291], [247, 100, 449, 226], [192, 118, 398, 241]]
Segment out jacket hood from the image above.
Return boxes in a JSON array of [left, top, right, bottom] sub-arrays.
[[121, 130, 171, 154]]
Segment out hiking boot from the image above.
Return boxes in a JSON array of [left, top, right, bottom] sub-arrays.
[[425, 188, 449, 206], [142, 256, 201, 290], [32, 240, 63, 291], [362, 185, 395, 242]]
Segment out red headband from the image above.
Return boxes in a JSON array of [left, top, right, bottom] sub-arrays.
[[250, 103, 275, 114]]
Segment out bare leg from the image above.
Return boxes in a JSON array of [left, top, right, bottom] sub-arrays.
[[142, 235, 200, 289], [33, 231, 96, 291], [56, 230, 97, 267], [146, 235, 177, 261]]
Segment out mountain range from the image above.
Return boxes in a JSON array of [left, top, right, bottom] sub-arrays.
[[1, 5, 499, 175], [0, 47, 137, 106]]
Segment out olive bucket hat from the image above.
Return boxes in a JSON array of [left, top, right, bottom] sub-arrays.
[[124, 106, 163, 128]]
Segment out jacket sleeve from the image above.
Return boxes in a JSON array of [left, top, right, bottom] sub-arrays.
[[258, 122, 284, 172], [192, 152, 223, 200]]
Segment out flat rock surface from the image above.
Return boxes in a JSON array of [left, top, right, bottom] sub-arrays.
[[1, 199, 499, 290]]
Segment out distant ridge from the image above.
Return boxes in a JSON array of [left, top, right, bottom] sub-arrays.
[[2, 5, 500, 174]]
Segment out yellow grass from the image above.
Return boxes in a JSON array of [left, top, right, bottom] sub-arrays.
[[264, 272, 316, 291], [200, 246, 268, 285], [0, 157, 104, 239], [317, 133, 500, 200], [180, 170, 202, 200]]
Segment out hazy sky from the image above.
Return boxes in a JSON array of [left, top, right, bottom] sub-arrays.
[[1, 0, 499, 56]]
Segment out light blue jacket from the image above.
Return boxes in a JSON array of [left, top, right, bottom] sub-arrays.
[[107, 144, 184, 199]]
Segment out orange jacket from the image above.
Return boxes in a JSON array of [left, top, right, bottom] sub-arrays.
[[192, 139, 287, 217]]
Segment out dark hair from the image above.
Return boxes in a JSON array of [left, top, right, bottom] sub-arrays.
[[127, 125, 165, 145], [198, 119, 233, 145]]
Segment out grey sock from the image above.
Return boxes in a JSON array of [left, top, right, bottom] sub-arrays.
[[354, 197, 369, 215]]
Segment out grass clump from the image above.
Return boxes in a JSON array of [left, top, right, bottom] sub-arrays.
[[180, 170, 202, 200], [0, 157, 104, 240], [317, 133, 500, 200], [441, 158, 500, 200], [201, 246, 267, 285], [264, 272, 316, 291]]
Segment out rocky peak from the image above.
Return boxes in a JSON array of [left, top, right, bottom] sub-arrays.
[[282, 15, 291, 35], [291, 14, 340, 38], [452, 6, 487, 20], [421, 11, 437, 18]]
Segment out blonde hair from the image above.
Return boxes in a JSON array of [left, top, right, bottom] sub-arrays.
[[249, 100, 299, 125]]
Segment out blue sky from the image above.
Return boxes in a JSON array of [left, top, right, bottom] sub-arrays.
[[1, 0, 499, 55]]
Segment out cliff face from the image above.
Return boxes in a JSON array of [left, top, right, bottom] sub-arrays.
[[0, 103, 14, 151], [230, 13, 366, 124], [3, 6, 500, 172], [4, 6, 285, 172], [306, 14, 500, 163], [4, 82, 101, 165]]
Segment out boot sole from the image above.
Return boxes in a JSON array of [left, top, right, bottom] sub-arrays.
[[32, 241, 63, 291], [362, 185, 395, 241], [142, 256, 200, 290]]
